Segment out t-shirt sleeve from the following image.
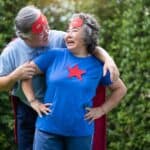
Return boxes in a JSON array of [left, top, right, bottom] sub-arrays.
[[0, 47, 15, 76], [49, 30, 67, 48], [99, 71, 112, 86], [60, 33, 67, 48], [33, 49, 58, 73]]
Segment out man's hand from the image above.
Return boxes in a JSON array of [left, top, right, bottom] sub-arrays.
[[11, 62, 36, 80], [103, 58, 120, 82], [93, 46, 120, 82]]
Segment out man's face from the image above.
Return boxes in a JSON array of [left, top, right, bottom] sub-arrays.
[[27, 14, 50, 47], [29, 24, 50, 47]]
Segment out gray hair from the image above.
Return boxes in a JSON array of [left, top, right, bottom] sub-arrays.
[[70, 13, 100, 54], [15, 5, 41, 38]]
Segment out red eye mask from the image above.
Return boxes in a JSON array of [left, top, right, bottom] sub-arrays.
[[32, 14, 48, 34], [69, 18, 84, 28]]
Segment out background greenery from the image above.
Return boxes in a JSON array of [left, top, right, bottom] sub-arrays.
[[0, 0, 149, 149]]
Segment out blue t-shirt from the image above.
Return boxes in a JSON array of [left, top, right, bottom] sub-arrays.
[[0, 30, 66, 105], [34, 48, 112, 136]]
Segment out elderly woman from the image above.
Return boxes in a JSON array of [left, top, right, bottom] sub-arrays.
[[22, 13, 127, 150]]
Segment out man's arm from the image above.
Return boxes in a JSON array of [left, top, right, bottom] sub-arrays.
[[0, 62, 36, 91], [93, 46, 120, 82]]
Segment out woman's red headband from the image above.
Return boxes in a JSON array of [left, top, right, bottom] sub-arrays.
[[69, 18, 84, 28]]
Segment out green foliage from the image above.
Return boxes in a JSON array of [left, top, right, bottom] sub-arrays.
[[0, 0, 31, 49], [92, 0, 149, 149], [0, 93, 17, 149], [0, 0, 149, 149], [0, 1, 31, 149]]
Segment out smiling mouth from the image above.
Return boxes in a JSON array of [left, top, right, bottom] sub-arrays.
[[66, 40, 75, 46]]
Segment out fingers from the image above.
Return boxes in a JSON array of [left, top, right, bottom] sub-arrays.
[[110, 67, 115, 82], [84, 107, 96, 123], [31, 101, 52, 117], [22, 68, 36, 79], [44, 103, 53, 107], [103, 64, 107, 77], [17, 63, 36, 80], [37, 110, 43, 118], [39, 103, 52, 115], [38, 103, 52, 117], [12, 61, 37, 80], [84, 107, 104, 123], [103, 61, 120, 82]]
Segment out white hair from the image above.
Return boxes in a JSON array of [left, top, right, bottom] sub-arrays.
[[15, 5, 41, 38]]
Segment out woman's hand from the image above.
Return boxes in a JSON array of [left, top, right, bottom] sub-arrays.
[[84, 106, 105, 123], [30, 100, 52, 117]]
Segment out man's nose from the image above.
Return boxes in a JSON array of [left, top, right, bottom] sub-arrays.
[[43, 28, 49, 37]]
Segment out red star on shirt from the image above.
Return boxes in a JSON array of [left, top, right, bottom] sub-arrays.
[[68, 64, 86, 80]]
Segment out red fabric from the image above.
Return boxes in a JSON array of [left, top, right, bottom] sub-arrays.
[[69, 17, 84, 28], [68, 64, 86, 80], [32, 14, 48, 34], [10, 95, 18, 144], [93, 86, 106, 150]]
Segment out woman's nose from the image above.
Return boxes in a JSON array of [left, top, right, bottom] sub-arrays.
[[67, 31, 73, 37]]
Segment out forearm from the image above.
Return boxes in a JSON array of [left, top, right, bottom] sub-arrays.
[[22, 78, 51, 117], [0, 62, 37, 92], [101, 79, 127, 114], [22, 79, 36, 102], [0, 72, 18, 91], [84, 79, 126, 121], [93, 46, 112, 62]]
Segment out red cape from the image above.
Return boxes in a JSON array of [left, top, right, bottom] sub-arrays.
[[93, 86, 106, 150]]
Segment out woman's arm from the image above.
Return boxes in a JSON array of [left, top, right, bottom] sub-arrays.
[[21, 62, 51, 117], [0, 62, 36, 91], [85, 78, 127, 122], [93, 46, 120, 82]]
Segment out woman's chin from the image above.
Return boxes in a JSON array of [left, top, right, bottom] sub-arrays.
[[67, 46, 74, 51]]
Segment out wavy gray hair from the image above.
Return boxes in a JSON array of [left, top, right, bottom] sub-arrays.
[[15, 5, 41, 39], [69, 13, 100, 54]]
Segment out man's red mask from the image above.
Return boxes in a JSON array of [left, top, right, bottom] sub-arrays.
[[31, 14, 48, 34]]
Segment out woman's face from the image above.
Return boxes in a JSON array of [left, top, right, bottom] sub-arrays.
[[65, 25, 86, 54]]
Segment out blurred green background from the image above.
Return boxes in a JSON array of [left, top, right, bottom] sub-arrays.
[[0, 0, 149, 149]]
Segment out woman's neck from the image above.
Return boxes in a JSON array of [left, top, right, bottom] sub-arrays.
[[72, 48, 90, 58]]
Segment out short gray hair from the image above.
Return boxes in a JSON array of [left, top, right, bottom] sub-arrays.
[[70, 13, 100, 54], [15, 5, 41, 38]]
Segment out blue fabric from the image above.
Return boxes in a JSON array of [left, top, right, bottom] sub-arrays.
[[34, 129, 92, 150], [34, 48, 112, 136]]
